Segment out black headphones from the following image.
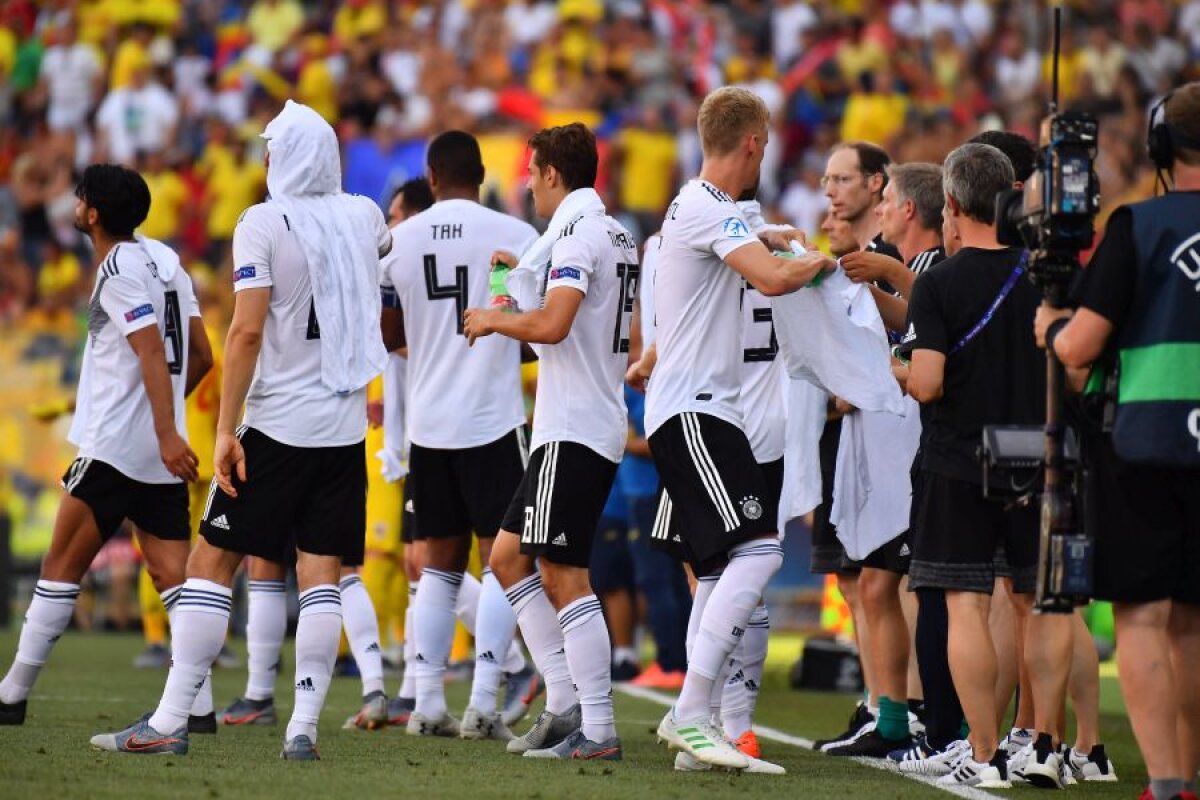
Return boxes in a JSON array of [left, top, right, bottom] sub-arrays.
[[1147, 89, 1200, 171]]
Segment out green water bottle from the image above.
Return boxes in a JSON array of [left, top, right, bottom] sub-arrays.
[[489, 262, 516, 311]]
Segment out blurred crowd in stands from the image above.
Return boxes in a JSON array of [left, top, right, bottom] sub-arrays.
[[0, 0, 1197, 620]]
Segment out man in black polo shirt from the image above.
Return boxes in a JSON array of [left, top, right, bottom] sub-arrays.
[[905, 142, 1071, 788]]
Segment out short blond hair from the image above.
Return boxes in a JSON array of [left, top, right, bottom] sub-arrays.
[[697, 87, 769, 157]]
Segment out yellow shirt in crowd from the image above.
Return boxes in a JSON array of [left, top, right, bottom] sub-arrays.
[[140, 169, 188, 241], [617, 128, 677, 215]]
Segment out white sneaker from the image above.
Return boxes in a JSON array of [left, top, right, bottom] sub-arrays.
[[406, 710, 461, 737], [1019, 740, 1064, 789], [1066, 744, 1118, 783], [657, 711, 748, 770], [937, 751, 1011, 789], [1001, 727, 1033, 758], [460, 707, 514, 741], [819, 719, 877, 753], [895, 739, 970, 777], [674, 751, 785, 774]]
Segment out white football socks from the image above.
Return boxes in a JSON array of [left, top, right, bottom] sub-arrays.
[[150, 579, 231, 734], [399, 582, 417, 700], [413, 568, 461, 719], [722, 603, 769, 740], [0, 580, 80, 704], [161, 585, 213, 717], [675, 540, 782, 722], [244, 579, 287, 701], [505, 573, 575, 715], [468, 568, 519, 713], [558, 595, 615, 743], [285, 585, 342, 744], [339, 574, 385, 697], [455, 571, 480, 631], [685, 574, 720, 659]]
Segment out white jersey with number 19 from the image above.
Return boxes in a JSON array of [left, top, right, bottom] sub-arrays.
[[72, 240, 200, 483], [380, 199, 538, 450], [645, 179, 758, 437], [531, 213, 639, 463]]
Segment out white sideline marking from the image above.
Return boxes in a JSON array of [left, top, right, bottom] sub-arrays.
[[615, 684, 1004, 800]]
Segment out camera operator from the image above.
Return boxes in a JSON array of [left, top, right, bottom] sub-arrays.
[[905, 142, 1072, 788], [1035, 82, 1200, 800]]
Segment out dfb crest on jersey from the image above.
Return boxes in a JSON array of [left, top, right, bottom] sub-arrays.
[[722, 217, 750, 239], [740, 495, 763, 520]]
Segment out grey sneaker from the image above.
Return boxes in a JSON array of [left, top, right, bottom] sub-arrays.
[[500, 665, 542, 727], [343, 690, 389, 730], [220, 696, 277, 726], [280, 734, 319, 761], [91, 714, 188, 755], [133, 643, 170, 669], [461, 706, 514, 741], [507, 705, 582, 754], [406, 710, 461, 737], [524, 729, 622, 761], [387, 696, 415, 727]]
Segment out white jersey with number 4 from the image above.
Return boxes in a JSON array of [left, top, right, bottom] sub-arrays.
[[72, 240, 199, 483], [232, 199, 393, 448], [645, 179, 758, 436], [532, 213, 639, 463], [380, 199, 538, 450]]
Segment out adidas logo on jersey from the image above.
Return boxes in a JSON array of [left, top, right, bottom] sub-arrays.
[[552, 533, 568, 546], [899, 543, 912, 557], [210, 514, 230, 530], [296, 677, 315, 691]]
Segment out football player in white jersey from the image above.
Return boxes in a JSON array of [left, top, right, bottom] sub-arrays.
[[380, 131, 539, 739], [0, 164, 212, 728], [94, 101, 392, 760], [463, 123, 637, 761], [626, 87, 832, 769]]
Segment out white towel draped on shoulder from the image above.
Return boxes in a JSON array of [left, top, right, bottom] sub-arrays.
[[261, 99, 387, 395], [506, 187, 606, 315]]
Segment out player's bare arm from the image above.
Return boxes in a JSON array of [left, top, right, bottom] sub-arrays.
[[184, 316, 214, 397], [381, 306, 405, 352], [724, 239, 833, 297], [463, 286, 584, 346], [625, 341, 656, 393], [127, 325, 199, 482], [214, 286, 269, 497]]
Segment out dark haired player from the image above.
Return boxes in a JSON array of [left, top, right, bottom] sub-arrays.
[[380, 130, 539, 739], [0, 164, 212, 726], [465, 122, 638, 761]]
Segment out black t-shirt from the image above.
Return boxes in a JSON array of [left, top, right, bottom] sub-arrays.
[[906, 246, 1047, 484], [867, 233, 903, 261], [1071, 207, 1134, 327]]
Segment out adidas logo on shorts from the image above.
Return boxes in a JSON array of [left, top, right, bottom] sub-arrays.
[[210, 514, 230, 530], [899, 543, 912, 557], [365, 642, 380, 653], [552, 533, 568, 546], [296, 677, 315, 691], [478, 651, 496, 663]]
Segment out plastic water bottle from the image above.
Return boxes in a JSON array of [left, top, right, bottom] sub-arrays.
[[489, 262, 517, 311]]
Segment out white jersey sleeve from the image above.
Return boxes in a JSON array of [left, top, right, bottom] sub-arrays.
[[686, 194, 758, 261], [231, 205, 277, 291], [97, 267, 160, 337], [546, 230, 596, 295]]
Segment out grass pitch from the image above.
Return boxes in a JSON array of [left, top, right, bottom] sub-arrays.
[[0, 630, 1145, 799]]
